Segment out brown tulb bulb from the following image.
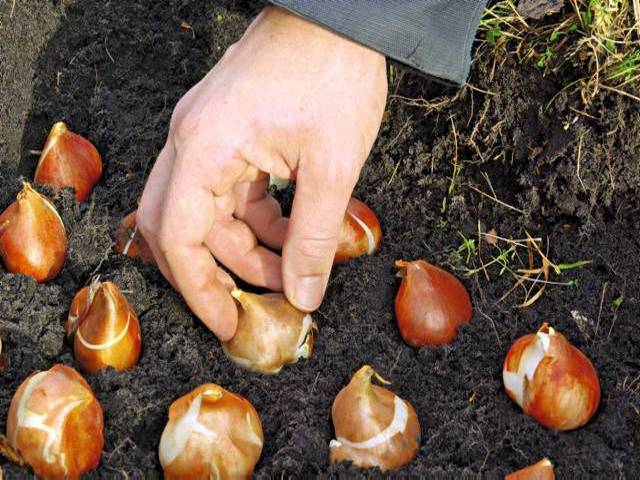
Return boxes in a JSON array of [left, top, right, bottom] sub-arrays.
[[334, 197, 382, 263], [503, 323, 600, 431], [0, 182, 67, 282], [330, 365, 421, 471], [222, 289, 315, 374], [7, 364, 104, 479], [159, 383, 263, 479], [65, 279, 142, 374], [34, 122, 103, 202], [505, 458, 555, 479], [394, 259, 472, 346], [114, 210, 156, 264]]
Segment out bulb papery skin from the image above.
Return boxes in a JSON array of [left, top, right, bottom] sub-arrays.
[[334, 197, 382, 263], [159, 384, 263, 479], [503, 323, 600, 431], [329, 365, 421, 471], [0, 182, 67, 282], [114, 210, 156, 264], [222, 290, 315, 374], [65, 280, 142, 374], [7, 364, 104, 479], [505, 458, 555, 479], [394, 259, 472, 346], [34, 122, 103, 202]]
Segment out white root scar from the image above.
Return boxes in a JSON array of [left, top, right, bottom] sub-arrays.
[[503, 329, 553, 407], [245, 412, 263, 447], [34, 130, 60, 179], [329, 395, 408, 450], [159, 392, 218, 467], [76, 311, 131, 350], [16, 372, 87, 474], [348, 211, 376, 255], [41, 195, 64, 226]]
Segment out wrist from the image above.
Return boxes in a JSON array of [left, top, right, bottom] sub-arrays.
[[259, 5, 386, 65]]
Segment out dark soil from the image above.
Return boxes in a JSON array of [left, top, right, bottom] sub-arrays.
[[1, 1, 639, 478]]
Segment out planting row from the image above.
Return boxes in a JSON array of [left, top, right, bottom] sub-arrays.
[[0, 124, 600, 479]]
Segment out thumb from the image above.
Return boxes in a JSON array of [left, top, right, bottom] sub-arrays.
[[282, 158, 357, 311]]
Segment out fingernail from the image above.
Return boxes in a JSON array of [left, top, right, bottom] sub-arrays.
[[293, 275, 327, 311]]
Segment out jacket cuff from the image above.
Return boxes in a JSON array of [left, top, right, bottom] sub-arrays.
[[268, 0, 487, 85]]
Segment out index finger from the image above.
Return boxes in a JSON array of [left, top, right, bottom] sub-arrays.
[[158, 149, 245, 341]]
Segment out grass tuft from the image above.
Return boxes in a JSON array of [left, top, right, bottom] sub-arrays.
[[454, 229, 589, 308], [478, 0, 640, 104]]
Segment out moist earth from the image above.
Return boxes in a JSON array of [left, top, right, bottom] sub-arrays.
[[0, 1, 639, 478]]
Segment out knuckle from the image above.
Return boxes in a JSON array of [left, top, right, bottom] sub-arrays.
[[323, 159, 360, 190], [171, 113, 201, 148], [290, 235, 338, 261], [169, 96, 203, 148]]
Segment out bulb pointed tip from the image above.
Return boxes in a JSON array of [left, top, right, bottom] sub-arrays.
[[201, 387, 224, 402], [394, 260, 410, 269], [230, 289, 243, 300], [51, 121, 69, 134]]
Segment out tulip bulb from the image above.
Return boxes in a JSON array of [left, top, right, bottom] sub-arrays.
[[503, 323, 600, 431], [506, 458, 555, 479], [394, 259, 472, 346], [7, 364, 104, 479], [34, 122, 103, 202], [0, 182, 67, 282], [159, 384, 263, 479], [114, 210, 155, 264], [329, 365, 421, 471], [334, 197, 382, 263], [268, 174, 290, 191], [65, 279, 142, 374], [222, 289, 315, 374]]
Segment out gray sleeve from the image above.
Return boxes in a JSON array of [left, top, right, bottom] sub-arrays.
[[268, 0, 488, 85]]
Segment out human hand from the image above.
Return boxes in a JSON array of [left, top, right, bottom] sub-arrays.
[[137, 6, 387, 340]]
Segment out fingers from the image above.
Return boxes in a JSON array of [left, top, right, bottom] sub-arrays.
[[137, 144, 178, 289], [205, 215, 282, 291], [154, 147, 247, 341], [282, 156, 357, 311], [215, 267, 237, 292], [165, 242, 238, 341], [233, 178, 288, 249], [139, 145, 236, 297], [138, 140, 282, 340]]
